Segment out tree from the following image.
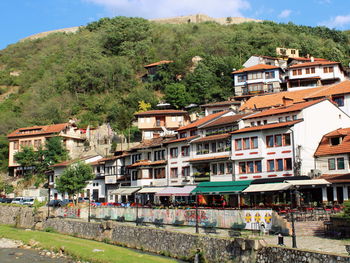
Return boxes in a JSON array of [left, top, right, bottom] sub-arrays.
[[14, 137, 68, 183], [55, 162, 94, 203], [164, 83, 190, 109], [0, 179, 14, 195]]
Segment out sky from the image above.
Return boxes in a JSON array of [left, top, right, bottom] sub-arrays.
[[1, 0, 350, 50]]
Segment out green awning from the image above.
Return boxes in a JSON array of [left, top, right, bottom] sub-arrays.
[[191, 180, 252, 194]]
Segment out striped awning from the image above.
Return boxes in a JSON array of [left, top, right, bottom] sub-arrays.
[[137, 187, 165, 194], [111, 187, 140, 195], [243, 183, 291, 193]]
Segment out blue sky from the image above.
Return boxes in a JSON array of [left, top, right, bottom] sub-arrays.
[[1, 0, 350, 50]]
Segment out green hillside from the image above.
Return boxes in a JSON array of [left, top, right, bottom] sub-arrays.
[[0, 17, 350, 170]]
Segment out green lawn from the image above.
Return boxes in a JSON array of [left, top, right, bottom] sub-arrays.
[[0, 225, 179, 263]]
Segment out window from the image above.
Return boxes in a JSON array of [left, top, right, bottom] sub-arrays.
[[182, 167, 190, 177], [181, 146, 190, 157], [306, 68, 310, 74], [235, 139, 242, 150], [211, 142, 217, 153], [212, 164, 217, 175], [13, 141, 19, 150], [267, 160, 275, 171], [250, 122, 255, 126], [170, 168, 178, 178], [328, 159, 336, 170], [190, 130, 198, 136], [247, 161, 254, 173], [276, 159, 283, 171], [239, 162, 246, 174], [267, 84, 274, 92], [154, 150, 165, 161], [266, 136, 274, 147], [237, 74, 247, 82], [291, 49, 296, 55], [248, 71, 262, 80], [283, 134, 291, 146], [292, 115, 297, 120], [196, 144, 203, 154], [265, 71, 275, 79], [330, 137, 341, 146], [255, 161, 262, 173], [243, 138, 250, 150], [180, 132, 187, 138], [218, 141, 225, 152], [275, 134, 282, 147], [219, 163, 225, 174], [285, 116, 291, 122], [264, 120, 268, 125], [337, 158, 345, 170], [132, 154, 141, 164], [285, 158, 292, 170], [170, 147, 178, 158], [226, 162, 233, 174], [323, 66, 333, 73], [292, 70, 297, 76], [311, 67, 315, 73], [298, 69, 302, 75], [278, 117, 284, 123], [251, 137, 258, 149], [333, 96, 344, 107]]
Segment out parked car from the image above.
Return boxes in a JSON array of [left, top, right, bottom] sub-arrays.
[[2, 198, 13, 203], [11, 197, 25, 204], [23, 198, 35, 206], [78, 197, 93, 203], [47, 199, 64, 207]]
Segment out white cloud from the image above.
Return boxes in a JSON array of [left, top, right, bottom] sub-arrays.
[[278, 9, 291, 19], [320, 14, 350, 28], [83, 0, 251, 19]]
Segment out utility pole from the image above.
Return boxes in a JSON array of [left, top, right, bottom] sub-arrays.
[[195, 193, 199, 234]]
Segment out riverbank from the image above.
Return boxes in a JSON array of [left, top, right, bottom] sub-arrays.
[[0, 225, 178, 263]]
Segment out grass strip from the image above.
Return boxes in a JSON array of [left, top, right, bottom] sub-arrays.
[[0, 225, 178, 263]]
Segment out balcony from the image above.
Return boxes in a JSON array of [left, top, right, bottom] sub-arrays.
[[193, 173, 210, 182]]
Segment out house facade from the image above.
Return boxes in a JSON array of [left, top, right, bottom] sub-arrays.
[[232, 64, 284, 98]]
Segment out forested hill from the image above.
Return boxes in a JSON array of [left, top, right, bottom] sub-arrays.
[[0, 17, 350, 169]]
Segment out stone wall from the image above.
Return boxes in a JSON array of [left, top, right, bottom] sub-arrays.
[[42, 218, 262, 262], [257, 246, 350, 263], [0, 205, 35, 228]]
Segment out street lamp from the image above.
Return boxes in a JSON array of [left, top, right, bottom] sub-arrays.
[[195, 192, 199, 233], [136, 194, 139, 226], [289, 188, 297, 248]]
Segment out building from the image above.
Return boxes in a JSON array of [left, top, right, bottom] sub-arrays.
[[201, 100, 241, 116], [7, 122, 84, 177], [276, 47, 299, 58], [243, 55, 287, 69], [315, 128, 350, 203], [231, 99, 350, 182], [239, 80, 350, 116], [232, 64, 284, 98], [142, 60, 173, 82], [286, 60, 345, 89], [49, 155, 103, 201], [135, 110, 190, 140]]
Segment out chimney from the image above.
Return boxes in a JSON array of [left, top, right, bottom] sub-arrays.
[[282, 96, 294, 107], [310, 56, 314, 62]]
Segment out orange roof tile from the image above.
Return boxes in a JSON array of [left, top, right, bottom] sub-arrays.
[[288, 61, 339, 69], [320, 174, 350, 183], [201, 100, 240, 107], [239, 84, 335, 111], [231, 120, 303, 134], [315, 128, 350, 156], [290, 57, 328, 62], [177, 111, 229, 131], [134, 109, 187, 116], [193, 133, 231, 143], [144, 60, 173, 68], [128, 160, 167, 167], [189, 155, 230, 162], [165, 135, 199, 144], [232, 64, 280, 74], [243, 99, 325, 120], [8, 123, 69, 138], [131, 137, 171, 150], [304, 80, 350, 99], [201, 114, 249, 129]]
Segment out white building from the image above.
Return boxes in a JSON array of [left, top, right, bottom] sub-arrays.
[[231, 99, 350, 181], [243, 55, 287, 69]]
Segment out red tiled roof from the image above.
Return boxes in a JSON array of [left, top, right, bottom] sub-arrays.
[[8, 123, 69, 138], [288, 61, 339, 69], [231, 120, 303, 134], [304, 80, 350, 99], [131, 136, 174, 150], [320, 174, 350, 183], [165, 135, 199, 144], [232, 64, 280, 74], [144, 60, 173, 68], [128, 160, 167, 167], [201, 100, 240, 107], [201, 114, 249, 129], [314, 128, 350, 156], [193, 133, 231, 143], [189, 155, 230, 162], [134, 110, 187, 116], [290, 57, 328, 62], [243, 99, 326, 120], [177, 111, 229, 131]]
